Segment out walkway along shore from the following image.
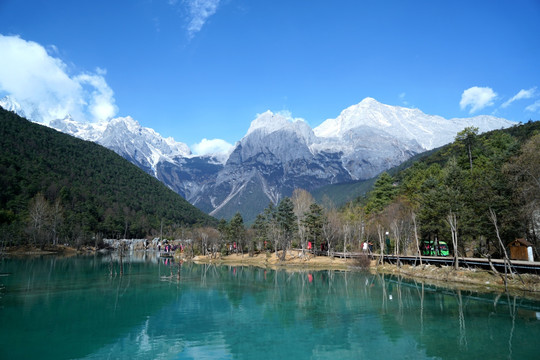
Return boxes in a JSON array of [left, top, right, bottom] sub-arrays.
[[186, 250, 540, 299]]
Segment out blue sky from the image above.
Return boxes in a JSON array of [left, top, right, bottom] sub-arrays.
[[1, 0, 539, 154]]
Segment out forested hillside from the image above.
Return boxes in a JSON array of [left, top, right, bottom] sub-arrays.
[[356, 120, 540, 256], [0, 108, 216, 246]]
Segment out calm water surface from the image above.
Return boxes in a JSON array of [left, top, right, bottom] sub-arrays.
[[1, 254, 539, 359]]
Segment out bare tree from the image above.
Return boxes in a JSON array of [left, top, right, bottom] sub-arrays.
[[205, 227, 221, 258], [488, 208, 523, 289], [383, 198, 414, 267], [447, 211, 459, 270], [504, 134, 540, 245], [28, 193, 51, 247], [376, 223, 385, 266], [50, 199, 63, 246], [342, 203, 365, 255], [292, 189, 314, 256], [412, 212, 422, 265], [391, 218, 403, 267], [199, 229, 209, 256], [322, 209, 341, 257], [342, 222, 351, 258]]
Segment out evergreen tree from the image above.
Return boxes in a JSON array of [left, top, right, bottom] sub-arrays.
[[455, 126, 479, 173], [276, 197, 297, 259], [304, 203, 324, 252], [262, 202, 280, 254], [228, 212, 245, 253], [365, 172, 397, 214], [252, 213, 269, 251]]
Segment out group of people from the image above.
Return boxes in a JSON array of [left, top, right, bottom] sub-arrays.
[[362, 241, 374, 254], [157, 241, 183, 253]]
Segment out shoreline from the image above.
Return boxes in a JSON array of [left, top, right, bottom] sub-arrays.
[[188, 250, 540, 299], [189, 251, 351, 271], [3, 246, 540, 299]]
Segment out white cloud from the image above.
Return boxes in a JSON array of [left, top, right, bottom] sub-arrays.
[[398, 92, 408, 105], [192, 138, 233, 156], [276, 109, 307, 124], [525, 100, 540, 113], [459, 86, 497, 114], [183, 0, 221, 39], [75, 72, 117, 121], [0, 34, 117, 123], [501, 87, 537, 108]]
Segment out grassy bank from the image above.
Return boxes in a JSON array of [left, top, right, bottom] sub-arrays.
[[186, 250, 540, 299], [188, 250, 351, 271], [374, 263, 540, 300]]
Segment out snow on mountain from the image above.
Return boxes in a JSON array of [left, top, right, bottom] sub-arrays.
[[49, 115, 107, 141], [314, 97, 514, 150], [1, 94, 518, 222], [48, 115, 193, 177], [246, 111, 314, 143], [0, 95, 27, 118], [101, 116, 191, 159], [239, 111, 316, 163]]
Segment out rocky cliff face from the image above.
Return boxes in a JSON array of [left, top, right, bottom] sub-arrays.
[[196, 118, 355, 220]]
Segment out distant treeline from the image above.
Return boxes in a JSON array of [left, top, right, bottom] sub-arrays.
[[0, 108, 217, 247]]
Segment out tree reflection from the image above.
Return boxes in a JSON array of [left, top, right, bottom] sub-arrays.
[[3, 259, 540, 360]]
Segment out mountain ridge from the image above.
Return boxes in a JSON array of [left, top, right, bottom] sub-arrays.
[[1, 95, 516, 222]]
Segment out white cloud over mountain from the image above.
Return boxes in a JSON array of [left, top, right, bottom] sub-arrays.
[[192, 138, 233, 157], [502, 87, 537, 108], [460, 86, 497, 114], [0, 34, 117, 124]]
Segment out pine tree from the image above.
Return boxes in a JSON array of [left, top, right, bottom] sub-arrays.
[[304, 203, 324, 252], [276, 197, 297, 260], [228, 212, 245, 254], [365, 172, 397, 214]]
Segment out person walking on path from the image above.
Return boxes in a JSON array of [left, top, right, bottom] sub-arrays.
[[362, 241, 369, 254]]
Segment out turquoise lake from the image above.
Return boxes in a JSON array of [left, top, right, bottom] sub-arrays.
[[1, 254, 539, 359]]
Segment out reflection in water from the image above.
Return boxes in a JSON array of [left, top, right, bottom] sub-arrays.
[[457, 290, 467, 350], [1, 256, 540, 360], [507, 293, 516, 359]]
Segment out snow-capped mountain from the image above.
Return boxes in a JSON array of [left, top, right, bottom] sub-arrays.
[[312, 97, 513, 179], [314, 97, 511, 150], [49, 115, 192, 176], [1, 95, 516, 222], [0, 96, 27, 118], [47, 112, 225, 201]]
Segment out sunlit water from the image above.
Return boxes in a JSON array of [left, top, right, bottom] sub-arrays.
[[1, 253, 539, 359]]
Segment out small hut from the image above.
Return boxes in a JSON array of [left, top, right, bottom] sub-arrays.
[[508, 238, 534, 262]]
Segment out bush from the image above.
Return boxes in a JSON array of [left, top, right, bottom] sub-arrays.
[[355, 254, 371, 270]]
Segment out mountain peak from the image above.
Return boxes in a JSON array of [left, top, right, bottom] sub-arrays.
[[0, 95, 25, 116], [244, 110, 315, 148], [109, 116, 141, 133], [246, 111, 290, 135], [359, 97, 379, 104]]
